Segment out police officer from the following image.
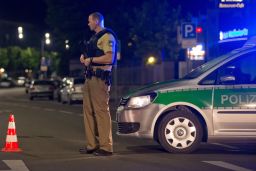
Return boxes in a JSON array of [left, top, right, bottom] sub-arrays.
[[79, 12, 117, 156]]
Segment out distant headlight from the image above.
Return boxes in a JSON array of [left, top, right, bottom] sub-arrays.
[[127, 93, 156, 108]]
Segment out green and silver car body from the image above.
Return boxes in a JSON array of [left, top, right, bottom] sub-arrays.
[[116, 38, 256, 153]]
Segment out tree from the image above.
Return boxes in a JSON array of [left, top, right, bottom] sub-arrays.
[[45, 0, 91, 76], [0, 46, 58, 76], [125, 0, 181, 63], [0, 48, 8, 68]]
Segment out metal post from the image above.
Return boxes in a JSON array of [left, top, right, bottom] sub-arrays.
[[41, 39, 44, 58]]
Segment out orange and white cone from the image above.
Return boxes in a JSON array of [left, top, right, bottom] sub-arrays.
[[1, 114, 22, 152]]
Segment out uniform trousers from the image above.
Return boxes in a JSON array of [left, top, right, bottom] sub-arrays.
[[83, 76, 113, 152]]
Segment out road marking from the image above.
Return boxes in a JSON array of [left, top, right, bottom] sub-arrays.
[[210, 143, 240, 150], [1, 160, 29, 171], [203, 161, 252, 171], [59, 110, 73, 115], [15, 105, 27, 108], [3, 110, 11, 113], [30, 107, 41, 110], [44, 108, 56, 112]]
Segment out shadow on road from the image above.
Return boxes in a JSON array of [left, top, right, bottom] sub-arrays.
[[114, 143, 256, 156]]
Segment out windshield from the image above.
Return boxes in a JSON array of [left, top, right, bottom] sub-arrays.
[[183, 53, 232, 79]]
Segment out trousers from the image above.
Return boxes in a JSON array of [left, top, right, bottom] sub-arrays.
[[83, 76, 113, 152]]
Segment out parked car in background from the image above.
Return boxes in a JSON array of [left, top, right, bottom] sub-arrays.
[[53, 77, 70, 102], [16, 76, 26, 86], [0, 77, 15, 88], [25, 79, 32, 93], [60, 77, 85, 105], [28, 80, 55, 100]]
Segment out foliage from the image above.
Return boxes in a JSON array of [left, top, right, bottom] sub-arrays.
[[124, 0, 181, 62], [0, 46, 59, 76]]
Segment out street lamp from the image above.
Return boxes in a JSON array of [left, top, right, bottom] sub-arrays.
[[146, 56, 157, 65], [65, 40, 70, 50], [45, 33, 51, 45], [40, 33, 51, 79], [17, 26, 23, 39], [41, 32, 51, 58]]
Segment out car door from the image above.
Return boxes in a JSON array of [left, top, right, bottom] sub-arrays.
[[212, 51, 256, 136]]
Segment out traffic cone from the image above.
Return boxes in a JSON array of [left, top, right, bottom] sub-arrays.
[[1, 114, 22, 152]]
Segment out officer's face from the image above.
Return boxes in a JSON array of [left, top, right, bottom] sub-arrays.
[[88, 15, 97, 31]]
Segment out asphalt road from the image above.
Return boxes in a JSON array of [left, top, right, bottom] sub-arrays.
[[0, 88, 255, 171]]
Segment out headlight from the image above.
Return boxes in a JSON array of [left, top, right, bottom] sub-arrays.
[[127, 93, 156, 108]]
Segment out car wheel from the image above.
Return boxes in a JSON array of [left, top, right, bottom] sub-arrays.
[[61, 97, 67, 104], [57, 94, 61, 102], [68, 95, 73, 105], [49, 95, 54, 100], [157, 110, 203, 153]]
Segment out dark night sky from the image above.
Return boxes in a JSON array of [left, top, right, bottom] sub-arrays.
[[0, 0, 47, 27], [0, 0, 208, 28]]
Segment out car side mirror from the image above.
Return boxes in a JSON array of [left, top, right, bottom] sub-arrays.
[[220, 75, 235, 84]]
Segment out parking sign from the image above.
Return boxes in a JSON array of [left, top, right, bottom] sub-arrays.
[[182, 23, 196, 39], [181, 23, 197, 48]]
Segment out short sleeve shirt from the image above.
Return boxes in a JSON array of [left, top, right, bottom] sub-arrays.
[[97, 33, 116, 54]]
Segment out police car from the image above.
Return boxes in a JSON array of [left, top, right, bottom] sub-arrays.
[[116, 37, 256, 153]]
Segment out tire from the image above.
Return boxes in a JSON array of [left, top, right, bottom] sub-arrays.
[[57, 94, 61, 102], [157, 110, 203, 153], [49, 95, 54, 100], [30, 96, 34, 100], [68, 95, 73, 105]]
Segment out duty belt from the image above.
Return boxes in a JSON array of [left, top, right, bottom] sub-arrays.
[[85, 68, 112, 86]]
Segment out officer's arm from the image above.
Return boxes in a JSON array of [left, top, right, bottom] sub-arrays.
[[90, 52, 114, 64]]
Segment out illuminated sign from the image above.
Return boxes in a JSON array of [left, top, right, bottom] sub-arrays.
[[219, 28, 248, 42], [187, 44, 205, 60], [219, 0, 245, 8]]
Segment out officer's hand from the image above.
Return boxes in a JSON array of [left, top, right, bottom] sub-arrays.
[[80, 54, 85, 63], [83, 58, 90, 66]]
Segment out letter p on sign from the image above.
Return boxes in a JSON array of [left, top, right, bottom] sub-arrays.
[[182, 23, 196, 39]]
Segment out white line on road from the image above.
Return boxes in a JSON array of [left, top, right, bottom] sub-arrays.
[[30, 107, 41, 110], [59, 110, 73, 115], [210, 143, 240, 150], [1, 160, 29, 171], [203, 161, 252, 171], [2, 110, 11, 113], [44, 108, 56, 112]]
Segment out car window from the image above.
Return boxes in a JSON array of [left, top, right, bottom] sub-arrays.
[[216, 52, 256, 85], [200, 51, 256, 85], [199, 71, 217, 85], [34, 80, 54, 85], [183, 53, 232, 79]]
